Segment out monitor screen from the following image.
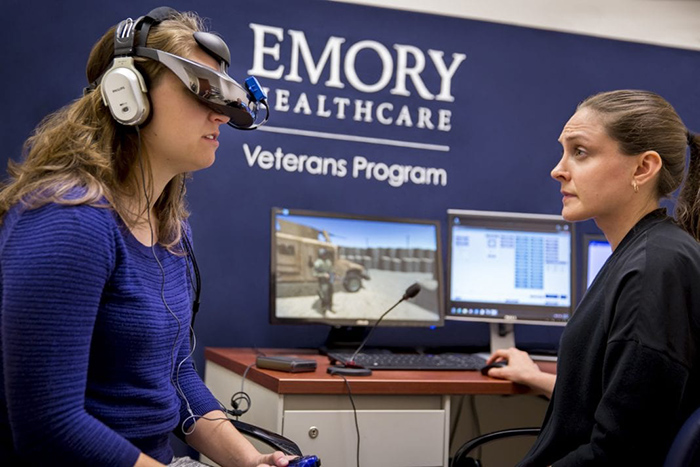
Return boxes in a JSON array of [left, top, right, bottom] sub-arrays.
[[583, 234, 612, 290], [446, 210, 575, 352], [270, 208, 444, 329]]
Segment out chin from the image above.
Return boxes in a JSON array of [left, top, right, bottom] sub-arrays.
[[561, 208, 591, 223], [194, 155, 216, 171]]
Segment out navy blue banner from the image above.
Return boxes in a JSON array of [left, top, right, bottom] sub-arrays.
[[2, 0, 699, 352]]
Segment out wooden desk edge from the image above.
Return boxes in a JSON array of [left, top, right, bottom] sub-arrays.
[[205, 347, 555, 396]]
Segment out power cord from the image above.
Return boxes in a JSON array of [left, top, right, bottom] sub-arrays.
[[227, 361, 256, 418], [336, 374, 361, 467], [469, 395, 482, 459]]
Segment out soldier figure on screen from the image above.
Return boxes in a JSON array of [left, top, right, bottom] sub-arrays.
[[313, 248, 335, 314]]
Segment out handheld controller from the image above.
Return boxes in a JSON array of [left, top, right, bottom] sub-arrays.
[[288, 455, 321, 467]]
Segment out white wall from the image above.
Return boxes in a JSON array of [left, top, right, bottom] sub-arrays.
[[332, 0, 700, 51]]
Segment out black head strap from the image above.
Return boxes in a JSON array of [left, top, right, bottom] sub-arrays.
[[137, 6, 179, 48], [113, 6, 179, 57]]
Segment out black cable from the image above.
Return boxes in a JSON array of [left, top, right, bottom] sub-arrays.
[[135, 126, 195, 434], [339, 375, 361, 467], [469, 395, 483, 460], [449, 395, 466, 447], [228, 362, 256, 418], [181, 233, 201, 328]]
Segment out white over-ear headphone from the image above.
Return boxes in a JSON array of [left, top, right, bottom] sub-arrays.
[[100, 19, 150, 125], [98, 7, 177, 125]]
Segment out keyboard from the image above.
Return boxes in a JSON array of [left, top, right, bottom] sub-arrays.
[[326, 350, 487, 371]]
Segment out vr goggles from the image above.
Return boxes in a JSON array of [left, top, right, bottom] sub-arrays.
[[134, 44, 269, 130], [91, 7, 268, 130]]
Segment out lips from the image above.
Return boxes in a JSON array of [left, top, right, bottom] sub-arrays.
[[560, 191, 576, 203]]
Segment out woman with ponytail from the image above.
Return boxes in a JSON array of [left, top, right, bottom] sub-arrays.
[[485, 90, 700, 466]]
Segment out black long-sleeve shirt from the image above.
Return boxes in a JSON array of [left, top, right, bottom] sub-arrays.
[[519, 209, 700, 466]]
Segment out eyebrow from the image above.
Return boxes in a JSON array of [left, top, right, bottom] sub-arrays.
[[558, 132, 591, 144]]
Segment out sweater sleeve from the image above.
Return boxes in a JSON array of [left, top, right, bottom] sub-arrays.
[[1, 204, 141, 466]]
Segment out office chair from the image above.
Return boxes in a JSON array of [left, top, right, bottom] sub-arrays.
[[232, 420, 303, 457], [450, 406, 700, 467], [663, 406, 700, 467], [450, 427, 540, 467]]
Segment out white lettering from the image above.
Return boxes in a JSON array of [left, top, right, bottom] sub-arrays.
[[248, 24, 467, 103], [274, 89, 290, 112], [292, 92, 312, 115], [376, 102, 393, 125], [438, 109, 452, 131], [248, 23, 285, 79], [391, 44, 433, 100], [258, 150, 275, 169], [344, 40, 393, 93], [353, 100, 373, 123], [351, 156, 447, 187], [243, 143, 261, 166], [416, 107, 434, 130], [272, 87, 450, 132], [285, 30, 345, 88], [244, 145, 449, 186], [316, 95, 332, 118], [333, 97, 351, 119], [428, 50, 467, 102], [395, 105, 413, 127]]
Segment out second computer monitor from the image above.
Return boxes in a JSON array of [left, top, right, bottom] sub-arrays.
[[582, 234, 612, 290], [270, 208, 444, 335], [446, 209, 575, 353]]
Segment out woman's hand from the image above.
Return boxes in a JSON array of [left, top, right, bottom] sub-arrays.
[[252, 451, 295, 467], [485, 347, 556, 398]]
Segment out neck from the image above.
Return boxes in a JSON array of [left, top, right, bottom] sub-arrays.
[[596, 198, 660, 251], [120, 168, 173, 248]]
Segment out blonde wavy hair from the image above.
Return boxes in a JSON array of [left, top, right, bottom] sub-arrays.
[[0, 11, 207, 251]]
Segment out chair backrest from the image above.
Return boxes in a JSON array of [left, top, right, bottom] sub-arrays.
[[664, 407, 700, 467]]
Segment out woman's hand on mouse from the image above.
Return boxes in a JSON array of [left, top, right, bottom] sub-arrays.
[[485, 348, 556, 398]]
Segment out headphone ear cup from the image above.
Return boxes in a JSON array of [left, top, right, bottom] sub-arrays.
[[100, 57, 150, 126]]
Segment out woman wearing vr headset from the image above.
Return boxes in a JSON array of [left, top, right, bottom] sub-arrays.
[[0, 7, 285, 467]]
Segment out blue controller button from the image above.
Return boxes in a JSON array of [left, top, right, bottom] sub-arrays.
[[288, 455, 321, 467]]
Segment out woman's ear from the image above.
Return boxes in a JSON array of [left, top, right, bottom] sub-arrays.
[[633, 150, 663, 188]]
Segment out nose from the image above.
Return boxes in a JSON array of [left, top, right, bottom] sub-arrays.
[[551, 155, 569, 182], [210, 111, 230, 125]]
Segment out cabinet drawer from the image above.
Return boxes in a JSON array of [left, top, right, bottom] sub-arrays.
[[283, 409, 446, 467]]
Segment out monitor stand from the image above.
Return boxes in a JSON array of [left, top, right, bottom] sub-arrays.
[[487, 323, 558, 362], [320, 326, 370, 352], [489, 323, 516, 354]]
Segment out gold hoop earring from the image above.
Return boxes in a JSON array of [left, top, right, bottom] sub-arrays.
[[632, 181, 639, 193]]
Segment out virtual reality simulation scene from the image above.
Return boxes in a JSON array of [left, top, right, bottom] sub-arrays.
[[271, 208, 443, 327]]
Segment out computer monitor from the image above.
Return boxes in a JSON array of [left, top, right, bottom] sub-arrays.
[[270, 207, 444, 346], [446, 209, 575, 355], [582, 234, 612, 290]]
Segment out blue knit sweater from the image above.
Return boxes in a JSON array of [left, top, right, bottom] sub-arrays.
[[0, 202, 221, 466]]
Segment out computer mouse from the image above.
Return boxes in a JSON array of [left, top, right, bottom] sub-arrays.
[[480, 360, 507, 376]]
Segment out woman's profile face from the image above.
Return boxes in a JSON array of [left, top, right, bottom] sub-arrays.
[[551, 107, 640, 223], [140, 47, 230, 180]]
